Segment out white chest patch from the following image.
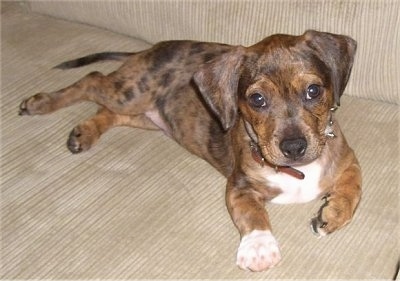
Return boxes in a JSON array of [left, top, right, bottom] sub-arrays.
[[267, 160, 323, 204]]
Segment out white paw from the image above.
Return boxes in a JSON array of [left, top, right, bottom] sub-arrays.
[[236, 230, 281, 272]]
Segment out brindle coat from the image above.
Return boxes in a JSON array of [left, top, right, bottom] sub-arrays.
[[19, 30, 362, 272]]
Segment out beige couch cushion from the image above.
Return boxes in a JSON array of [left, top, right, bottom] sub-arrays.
[[1, 1, 398, 279], [29, 0, 400, 105]]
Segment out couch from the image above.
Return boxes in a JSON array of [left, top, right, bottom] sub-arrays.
[[1, 1, 398, 279]]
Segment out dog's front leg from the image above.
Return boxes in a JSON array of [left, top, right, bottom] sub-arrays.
[[226, 175, 281, 272], [311, 150, 362, 236]]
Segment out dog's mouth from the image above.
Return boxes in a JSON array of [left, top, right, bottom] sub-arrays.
[[250, 141, 306, 180], [258, 139, 318, 164], [274, 157, 316, 168]]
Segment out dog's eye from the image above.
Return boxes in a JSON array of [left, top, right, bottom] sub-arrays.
[[306, 84, 321, 100], [248, 93, 267, 108]]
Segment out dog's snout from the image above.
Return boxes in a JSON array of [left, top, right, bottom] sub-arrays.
[[279, 137, 307, 160]]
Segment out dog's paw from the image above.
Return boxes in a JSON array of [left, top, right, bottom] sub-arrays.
[[67, 125, 99, 154], [19, 93, 53, 116], [236, 230, 281, 272], [310, 194, 353, 237]]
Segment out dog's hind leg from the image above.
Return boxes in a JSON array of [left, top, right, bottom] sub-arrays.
[[20, 71, 107, 115], [19, 71, 151, 116], [67, 107, 159, 153]]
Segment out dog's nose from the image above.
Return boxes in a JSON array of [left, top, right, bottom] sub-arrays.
[[279, 137, 307, 160]]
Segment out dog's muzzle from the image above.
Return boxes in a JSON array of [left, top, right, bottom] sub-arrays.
[[244, 120, 305, 180]]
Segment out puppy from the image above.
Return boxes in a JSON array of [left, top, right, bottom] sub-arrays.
[[19, 30, 362, 272]]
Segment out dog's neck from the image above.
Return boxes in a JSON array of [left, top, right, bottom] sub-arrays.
[[243, 120, 305, 180]]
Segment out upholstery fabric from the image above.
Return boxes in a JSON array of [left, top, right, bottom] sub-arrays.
[[29, 0, 400, 104], [1, 1, 399, 279]]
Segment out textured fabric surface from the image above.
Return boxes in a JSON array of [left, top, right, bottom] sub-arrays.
[[1, 1, 399, 279], [29, 0, 400, 105]]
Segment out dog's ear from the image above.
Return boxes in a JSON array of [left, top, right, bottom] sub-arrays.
[[193, 48, 244, 131], [304, 30, 357, 107]]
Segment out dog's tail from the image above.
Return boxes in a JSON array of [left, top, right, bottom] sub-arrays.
[[54, 52, 136, 69]]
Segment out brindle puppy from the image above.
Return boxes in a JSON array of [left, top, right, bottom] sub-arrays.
[[19, 30, 362, 272]]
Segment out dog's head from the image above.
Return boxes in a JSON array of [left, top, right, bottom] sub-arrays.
[[194, 30, 356, 166]]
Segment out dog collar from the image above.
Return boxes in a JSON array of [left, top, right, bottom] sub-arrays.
[[249, 141, 305, 180]]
